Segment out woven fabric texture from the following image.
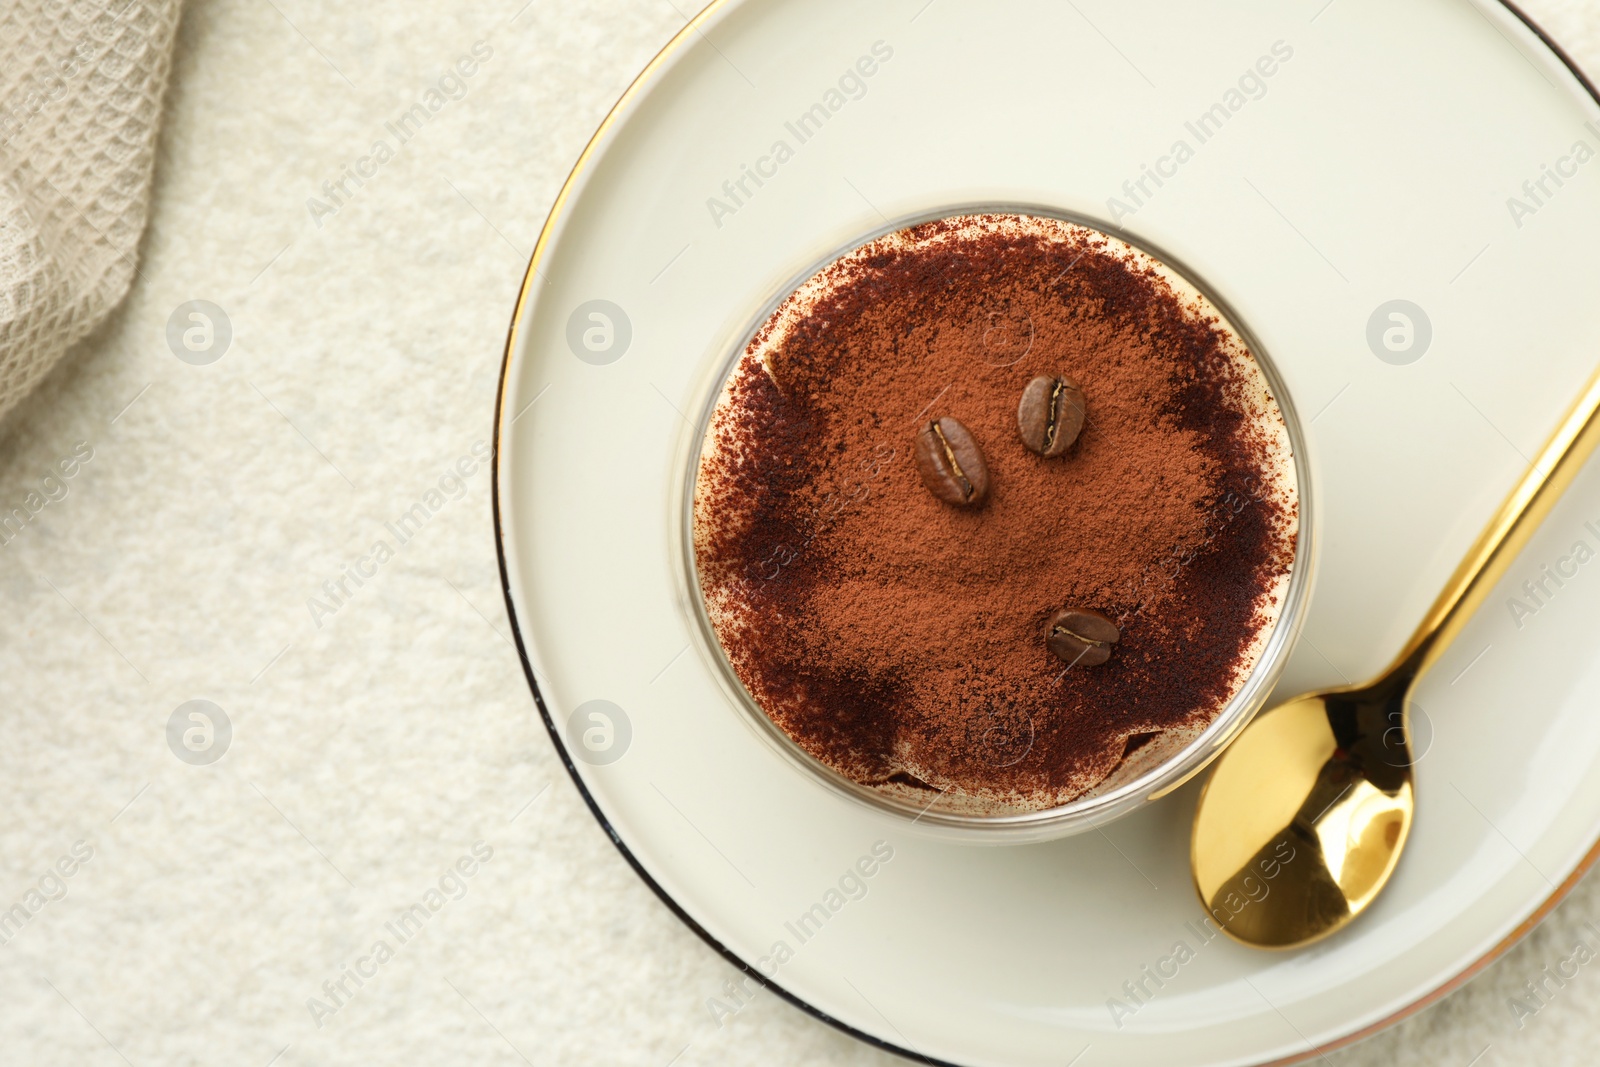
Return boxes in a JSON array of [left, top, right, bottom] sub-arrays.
[[0, 0, 182, 422]]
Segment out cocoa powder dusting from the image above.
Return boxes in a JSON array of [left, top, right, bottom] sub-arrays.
[[694, 214, 1298, 813]]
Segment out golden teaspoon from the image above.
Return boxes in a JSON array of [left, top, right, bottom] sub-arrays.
[[1192, 366, 1600, 948]]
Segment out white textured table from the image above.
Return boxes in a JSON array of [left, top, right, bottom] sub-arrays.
[[3, 1, 1600, 1063]]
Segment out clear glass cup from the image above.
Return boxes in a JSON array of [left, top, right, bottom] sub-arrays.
[[676, 205, 1314, 844]]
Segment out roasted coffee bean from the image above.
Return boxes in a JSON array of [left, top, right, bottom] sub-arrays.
[[914, 417, 990, 507], [1046, 607, 1119, 667], [1017, 374, 1087, 457]]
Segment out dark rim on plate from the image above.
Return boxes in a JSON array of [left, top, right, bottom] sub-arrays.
[[490, 2, 1600, 1064]]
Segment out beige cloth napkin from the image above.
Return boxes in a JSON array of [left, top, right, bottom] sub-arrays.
[[0, 0, 182, 423]]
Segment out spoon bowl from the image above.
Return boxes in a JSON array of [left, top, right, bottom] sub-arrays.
[[1192, 684, 1414, 948]]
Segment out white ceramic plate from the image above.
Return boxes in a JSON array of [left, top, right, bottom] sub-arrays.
[[494, 1, 1600, 1063]]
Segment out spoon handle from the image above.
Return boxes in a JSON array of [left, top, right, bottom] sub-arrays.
[[1395, 365, 1600, 682]]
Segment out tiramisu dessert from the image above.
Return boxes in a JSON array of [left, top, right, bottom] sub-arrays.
[[692, 213, 1297, 816]]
